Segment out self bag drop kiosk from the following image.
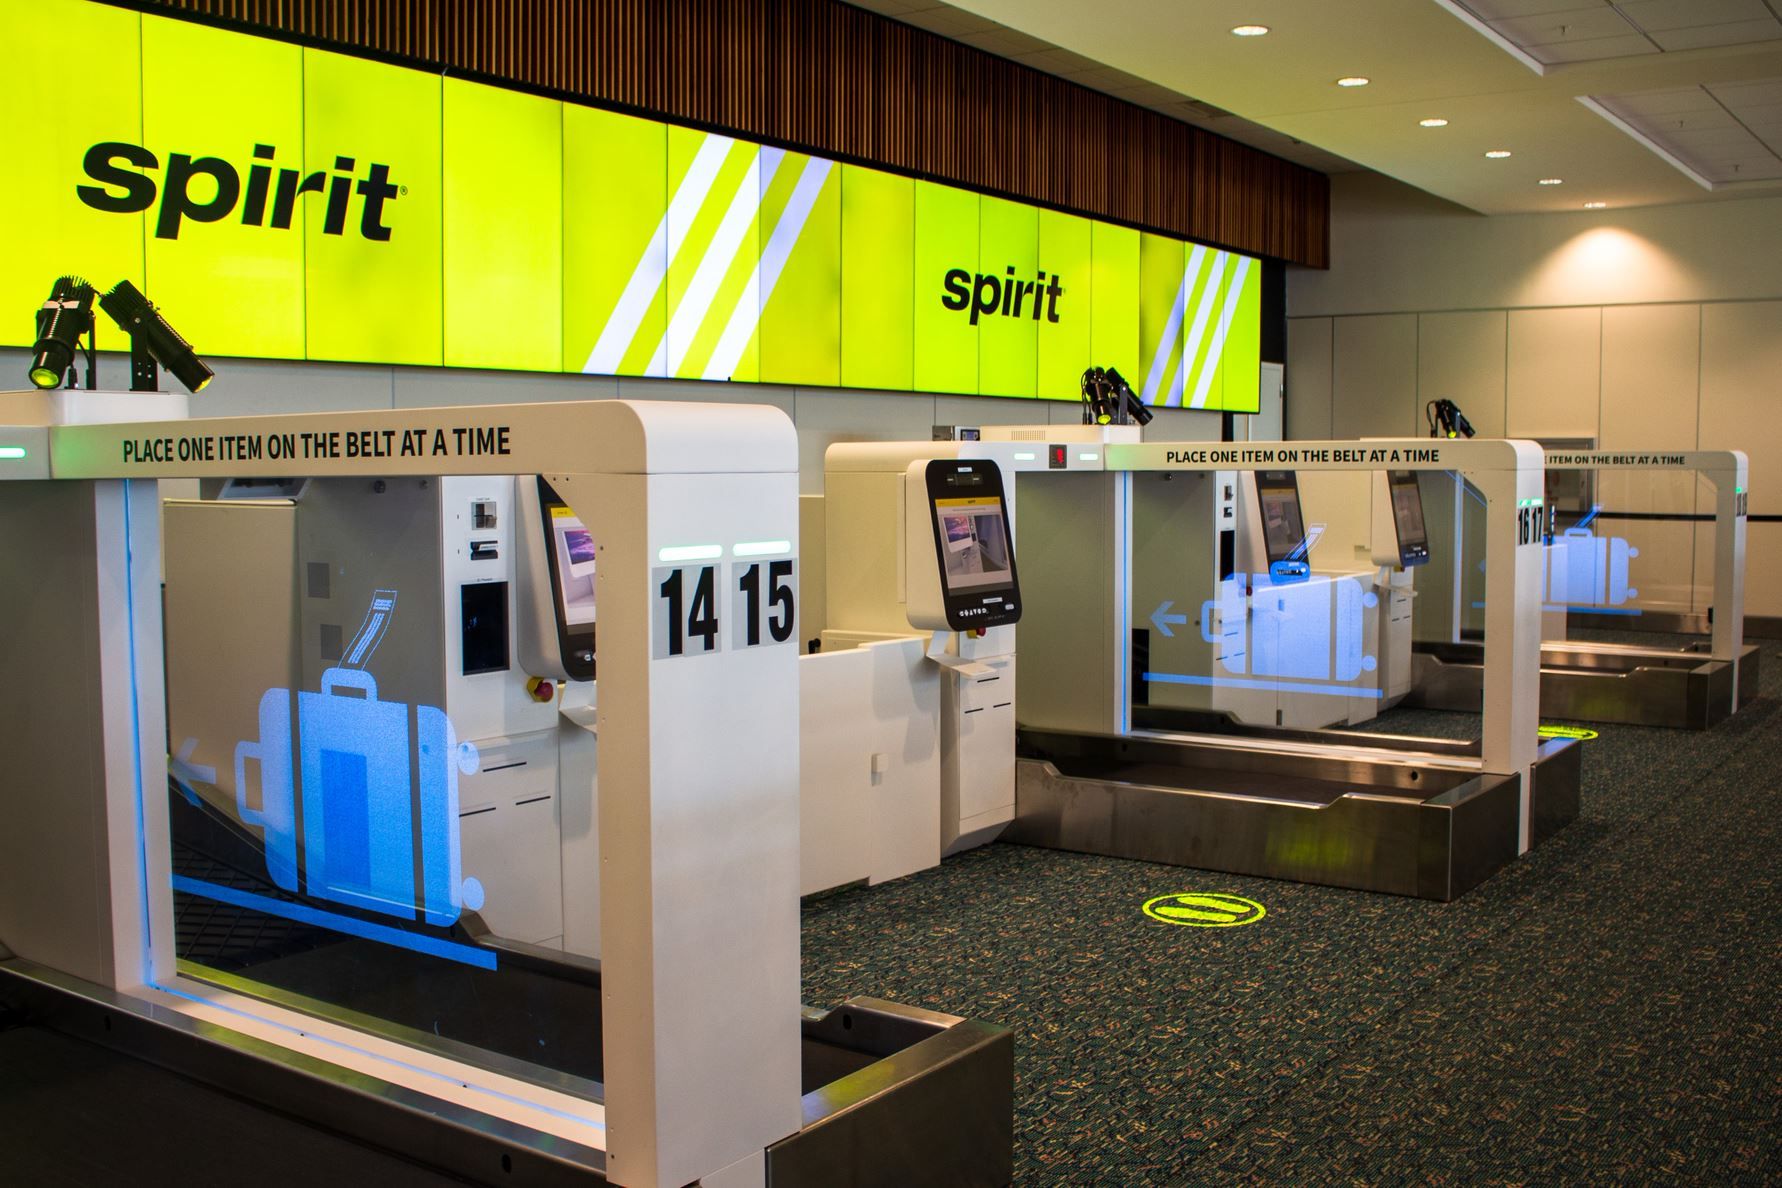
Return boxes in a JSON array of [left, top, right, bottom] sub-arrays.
[[827, 430, 1580, 900], [0, 393, 1011, 1188], [1409, 450, 1755, 729]]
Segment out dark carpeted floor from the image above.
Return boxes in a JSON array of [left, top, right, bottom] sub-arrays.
[[801, 638, 1782, 1185]]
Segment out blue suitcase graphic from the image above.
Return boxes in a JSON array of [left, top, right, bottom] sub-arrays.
[[234, 601, 482, 925]]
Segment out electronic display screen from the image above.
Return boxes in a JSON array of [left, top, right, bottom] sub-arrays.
[[1387, 470, 1429, 566], [550, 506, 597, 627], [935, 496, 1015, 593], [0, 2, 1263, 409], [1256, 470, 1306, 565]]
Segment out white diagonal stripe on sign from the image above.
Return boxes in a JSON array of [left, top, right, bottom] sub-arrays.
[[582, 132, 735, 376], [1189, 255, 1252, 409], [704, 155, 835, 381], [1177, 250, 1228, 408], [649, 146, 782, 378], [1140, 245, 1202, 406]]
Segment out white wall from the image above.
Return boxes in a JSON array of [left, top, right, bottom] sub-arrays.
[[1, 347, 1224, 496], [1286, 174, 1782, 616]]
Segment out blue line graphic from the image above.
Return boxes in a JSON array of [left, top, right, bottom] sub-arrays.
[[1143, 671, 1384, 699], [171, 874, 497, 971]]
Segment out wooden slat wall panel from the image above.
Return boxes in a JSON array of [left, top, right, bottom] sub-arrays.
[[129, 0, 1329, 265]]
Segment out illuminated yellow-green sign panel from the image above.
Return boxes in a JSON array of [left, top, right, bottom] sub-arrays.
[[2, 0, 1262, 411]]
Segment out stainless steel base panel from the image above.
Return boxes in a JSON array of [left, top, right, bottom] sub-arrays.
[[1408, 641, 1761, 729], [1009, 731, 1581, 901], [0, 960, 1012, 1187]]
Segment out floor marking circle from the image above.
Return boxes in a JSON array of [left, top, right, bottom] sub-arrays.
[[1538, 724, 1599, 740], [1142, 892, 1267, 928]]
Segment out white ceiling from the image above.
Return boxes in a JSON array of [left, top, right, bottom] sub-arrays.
[[1454, 0, 1782, 65], [847, 0, 1782, 214]]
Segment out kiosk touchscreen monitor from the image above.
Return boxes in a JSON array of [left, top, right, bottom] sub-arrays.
[[925, 459, 1021, 630], [536, 477, 596, 679], [1387, 470, 1430, 567], [1256, 469, 1308, 566]]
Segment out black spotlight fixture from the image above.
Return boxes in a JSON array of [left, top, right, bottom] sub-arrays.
[[1081, 365, 1154, 427], [98, 280, 214, 394], [28, 276, 98, 390], [1102, 366, 1154, 427], [1425, 398, 1475, 439]]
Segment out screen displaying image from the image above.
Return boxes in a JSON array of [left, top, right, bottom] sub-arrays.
[[934, 496, 1014, 591], [550, 508, 597, 626], [1256, 471, 1306, 564], [1388, 471, 1428, 554]]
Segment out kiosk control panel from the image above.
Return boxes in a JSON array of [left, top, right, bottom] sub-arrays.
[[907, 458, 1022, 631]]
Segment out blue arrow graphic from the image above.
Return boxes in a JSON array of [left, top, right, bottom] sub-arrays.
[[1151, 600, 1189, 638]]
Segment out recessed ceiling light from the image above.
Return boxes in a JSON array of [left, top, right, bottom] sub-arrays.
[[1419, 118, 1449, 127], [1484, 150, 1512, 159], [1539, 177, 1564, 185], [1231, 25, 1270, 37], [1336, 77, 1370, 87], [1583, 201, 1607, 209]]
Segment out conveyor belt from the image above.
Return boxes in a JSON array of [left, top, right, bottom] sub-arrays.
[[0, 1020, 469, 1188]]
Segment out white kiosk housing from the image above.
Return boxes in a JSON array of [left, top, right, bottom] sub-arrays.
[[0, 394, 1011, 1188]]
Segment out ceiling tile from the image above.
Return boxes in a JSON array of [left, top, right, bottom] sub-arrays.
[[1603, 86, 1719, 115], [1710, 79, 1782, 106], [1490, 7, 1641, 44], [1614, 0, 1774, 33], [1460, 0, 1618, 20], [1734, 102, 1782, 125], [1666, 127, 1767, 150], [1647, 20, 1782, 51], [1531, 33, 1662, 61]]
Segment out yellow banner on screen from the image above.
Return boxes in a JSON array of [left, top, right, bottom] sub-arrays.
[[0, 0, 1262, 411]]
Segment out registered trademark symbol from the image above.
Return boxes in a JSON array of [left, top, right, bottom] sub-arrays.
[[400, 185, 409, 195], [1142, 892, 1267, 928]]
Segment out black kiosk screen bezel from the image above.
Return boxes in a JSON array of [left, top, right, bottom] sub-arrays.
[[536, 476, 597, 681], [1255, 469, 1308, 566], [924, 459, 1022, 631], [1386, 469, 1430, 567]]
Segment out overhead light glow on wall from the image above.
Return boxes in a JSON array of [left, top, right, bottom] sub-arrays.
[[1539, 177, 1564, 185], [1583, 201, 1607, 209], [1231, 25, 1270, 37], [1419, 118, 1449, 128], [1336, 77, 1370, 88], [1485, 150, 1512, 159]]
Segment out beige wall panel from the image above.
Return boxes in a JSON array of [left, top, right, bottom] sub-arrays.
[[1331, 315, 1417, 440], [1417, 311, 1507, 439], [1506, 307, 1600, 439], [1600, 304, 1699, 451], [1700, 301, 1782, 515], [1285, 317, 1333, 440]]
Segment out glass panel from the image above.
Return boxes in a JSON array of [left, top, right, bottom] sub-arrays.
[[162, 473, 603, 1088], [1131, 466, 1483, 744]]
